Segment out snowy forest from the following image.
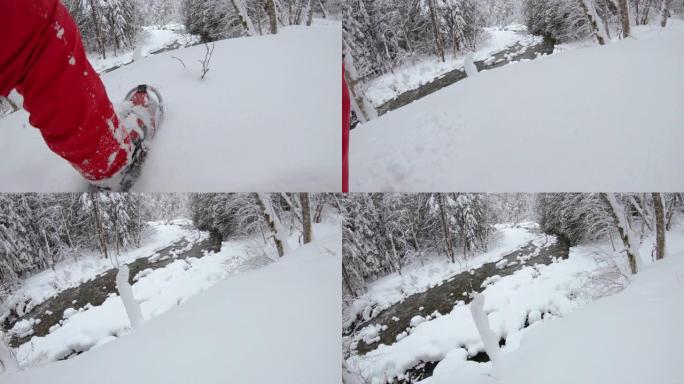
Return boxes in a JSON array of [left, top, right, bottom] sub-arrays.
[[61, 0, 340, 58], [0, 193, 341, 382], [0, 193, 181, 284], [342, 192, 682, 298], [342, 192, 684, 384], [343, 0, 684, 121]]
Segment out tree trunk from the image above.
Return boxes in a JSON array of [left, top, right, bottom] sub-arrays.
[[653, 193, 666, 260], [388, 233, 401, 275], [617, 0, 631, 37], [578, 0, 608, 45], [265, 0, 278, 34], [255, 193, 290, 257], [300, 193, 313, 244], [90, 193, 108, 260], [343, 46, 377, 123], [306, 0, 315, 26], [438, 194, 455, 263], [427, 0, 446, 62], [600, 193, 639, 274], [313, 199, 324, 223], [660, 0, 670, 27], [230, 0, 257, 36], [317, 0, 327, 18], [88, 0, 106, 59]]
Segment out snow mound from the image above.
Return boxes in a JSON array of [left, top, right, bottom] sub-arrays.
[[0, 24, 341, 192], [489, 249, 684, 384]]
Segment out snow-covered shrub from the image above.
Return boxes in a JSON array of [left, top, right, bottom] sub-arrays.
[[522, 0, 591, 42], [577, 249, 630, 301]]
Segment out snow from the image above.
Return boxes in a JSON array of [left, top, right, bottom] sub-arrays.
[[365, 26, 541, 107], [350, 22, 684, 192], [469, 294, 500, 364], [0, 23, 341, 192], [114, 266, 143, 329], [487, 248, 684, 384], [463, 53, 479, 77], [2, 222, 341, 382], [346, 224, 684, 384]]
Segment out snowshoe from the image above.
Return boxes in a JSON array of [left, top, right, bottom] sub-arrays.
[[124, 84, 164, 140], [88, 84, 163, 192]]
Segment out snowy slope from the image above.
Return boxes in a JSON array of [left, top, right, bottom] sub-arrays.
[[487, 249, 684, 384], [351, 23, 684, 192], [423, 245, 684, 384], [0, 24, 341, 192], [2, 225, 342, 383]]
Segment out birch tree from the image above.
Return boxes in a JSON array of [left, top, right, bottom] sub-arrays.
[[617, 0, 631, 37], [652, 192, 666, 260], [578, 0, 608, 45], [600, 193, 639, 274], [300, 193, 313, 244], [265, 0, 279, 34], [660, 0, 670, 26], [255, 193, 291, 257], [231, 0, 258, 36]]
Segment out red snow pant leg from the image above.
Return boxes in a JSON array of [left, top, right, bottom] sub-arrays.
[[342, 67, 350, 193], [0, 0, 133, 181]]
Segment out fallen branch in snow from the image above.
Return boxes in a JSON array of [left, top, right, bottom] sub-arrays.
[[170, 55, 186, 69]]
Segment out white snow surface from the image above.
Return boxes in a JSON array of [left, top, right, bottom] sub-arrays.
[[351, 23, 684, 192], [0, 24, 341, 192], [2, 222, 342, 383]]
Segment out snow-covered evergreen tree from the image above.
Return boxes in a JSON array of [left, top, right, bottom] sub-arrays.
[[0, 193, 147, 285]]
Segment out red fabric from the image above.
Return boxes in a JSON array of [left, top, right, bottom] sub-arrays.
[[0, 0, 133, 181], [342, 67, 350, 193]]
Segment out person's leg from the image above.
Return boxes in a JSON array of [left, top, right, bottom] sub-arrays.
[[342, 68, 350, 193], [0, 0, 135, 182]]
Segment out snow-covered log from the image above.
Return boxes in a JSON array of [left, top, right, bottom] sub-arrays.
[[116, 265, 144, 329], [464, 53, 479, 77], [469, 294, 500, 364]]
